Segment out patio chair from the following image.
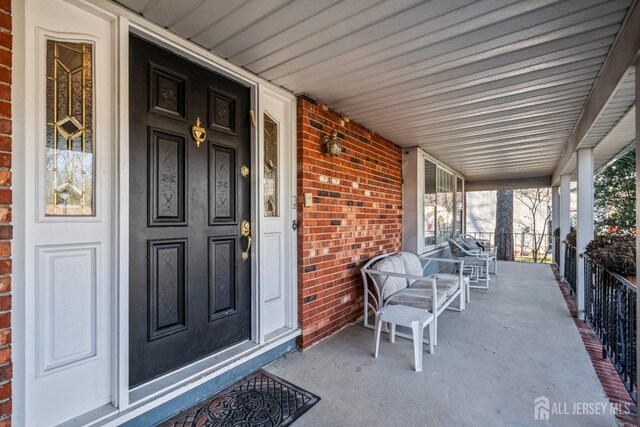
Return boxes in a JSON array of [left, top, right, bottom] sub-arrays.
[[459, 234, 498, 274], [459, 233, 491, 250], [448, 239, 495, 290]]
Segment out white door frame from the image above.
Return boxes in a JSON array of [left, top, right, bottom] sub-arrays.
[[13, 0, 299, 425], [119, 19, 261, 406]]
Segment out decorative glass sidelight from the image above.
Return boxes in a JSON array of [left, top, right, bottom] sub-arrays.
[[263, 113, 278, 217], [45, 40, 94, 216]]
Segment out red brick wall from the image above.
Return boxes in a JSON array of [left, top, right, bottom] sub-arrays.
[[297, 96, 402, 349], [0, 0, 10, 425]]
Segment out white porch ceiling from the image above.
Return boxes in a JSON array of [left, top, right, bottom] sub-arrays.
[[560, 69, 636, 177], [594, 105, 635, 172], [115, 0, 636, 183]]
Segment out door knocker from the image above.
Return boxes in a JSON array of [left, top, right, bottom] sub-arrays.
[[191, 117, 206, 148]]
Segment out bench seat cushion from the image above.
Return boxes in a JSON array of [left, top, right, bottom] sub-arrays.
[[385, 288, 448, 312], [411, 279, 459, 298], [460, 236, 483, 251], [397, 252, 423, 284], [411, 278, 459, 298], [371, 254, 407, 300]]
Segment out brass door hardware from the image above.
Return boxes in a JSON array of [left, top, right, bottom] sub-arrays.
[[191, 117, 206, 147], [240, 220, 251, 261]]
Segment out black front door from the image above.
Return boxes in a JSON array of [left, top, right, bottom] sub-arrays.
[[129, 35, 251, 387]]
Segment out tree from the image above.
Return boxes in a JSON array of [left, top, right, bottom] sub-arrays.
[[494, 189, 514, 260], [514, 188, 552, 263], [594, 150, 636, 233]]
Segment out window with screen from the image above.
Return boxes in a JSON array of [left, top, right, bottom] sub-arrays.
[[436, 168, 454, 245], [424, 159, 459, 248], [424, 160, 437, 247]]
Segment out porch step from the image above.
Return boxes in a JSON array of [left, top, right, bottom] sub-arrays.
[[122, 339, 297, 427]]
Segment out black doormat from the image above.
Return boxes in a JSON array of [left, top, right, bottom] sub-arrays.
[[159, 370, 320, 427]]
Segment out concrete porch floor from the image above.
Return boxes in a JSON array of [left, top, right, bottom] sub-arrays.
[[266, 262, 618, 426]]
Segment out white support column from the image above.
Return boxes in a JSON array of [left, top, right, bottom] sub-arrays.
[[576, 148, 594, 321], [559, 175, 571, 278], [551, 186, 559, 263]]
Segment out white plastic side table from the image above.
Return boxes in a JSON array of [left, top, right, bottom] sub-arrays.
[[373, 305, 435, 372]]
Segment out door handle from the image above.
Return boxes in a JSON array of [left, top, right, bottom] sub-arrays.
[[240, 220, 251, 261]]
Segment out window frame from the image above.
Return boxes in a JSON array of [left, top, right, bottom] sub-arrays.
[[419, 151, 464, 253]]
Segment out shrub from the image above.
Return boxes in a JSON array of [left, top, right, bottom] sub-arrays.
[[585, 234, 636, 276], [565, 228, 576, 247]]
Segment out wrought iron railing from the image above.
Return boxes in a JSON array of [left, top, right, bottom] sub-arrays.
[[564, 241, 577, 295], [584, 254, 637, 403]]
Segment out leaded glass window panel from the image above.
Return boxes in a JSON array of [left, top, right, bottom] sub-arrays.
[[263, 113, 278, 217], [45, 40, 94, 216]]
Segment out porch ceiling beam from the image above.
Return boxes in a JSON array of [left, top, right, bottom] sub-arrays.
[[552, 1, 640, 185], [464, 176, 552, 192]]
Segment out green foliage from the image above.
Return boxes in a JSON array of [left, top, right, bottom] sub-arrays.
[[585, 234, 636, 276], [594, 150, 636, 233]]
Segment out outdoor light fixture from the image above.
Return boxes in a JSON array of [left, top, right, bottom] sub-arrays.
[[322, 130, 342, 157]]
